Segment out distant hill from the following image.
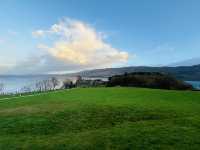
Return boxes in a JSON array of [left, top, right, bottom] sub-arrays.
[[68, 64, 200, 81], [169, 57, 200, 67]]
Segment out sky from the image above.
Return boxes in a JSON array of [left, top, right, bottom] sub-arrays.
[[0, 0, 200, 74]]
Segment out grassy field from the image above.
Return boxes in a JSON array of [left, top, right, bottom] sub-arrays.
[[0, 87, 200, 150]]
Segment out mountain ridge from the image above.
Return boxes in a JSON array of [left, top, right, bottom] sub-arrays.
[[169, 57, 200, 67], [68, 64, 200, 81]]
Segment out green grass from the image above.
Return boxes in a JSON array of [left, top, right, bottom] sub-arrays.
[[0, 87, 200, 150]]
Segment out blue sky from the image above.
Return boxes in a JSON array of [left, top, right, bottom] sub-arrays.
[[0, 0, 200, 74]]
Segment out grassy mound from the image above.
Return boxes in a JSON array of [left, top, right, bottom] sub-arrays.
[[0, 88, 200, 149]]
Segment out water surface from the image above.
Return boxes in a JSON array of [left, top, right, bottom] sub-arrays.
[[185, 81, 200, 90]]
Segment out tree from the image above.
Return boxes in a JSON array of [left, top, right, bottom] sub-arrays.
[[0, 83, 4, 94], [63, 80, 74, 89], [35, 81, 43, 92], [42, 79, 52, 91], [50, 77, 60, 90]]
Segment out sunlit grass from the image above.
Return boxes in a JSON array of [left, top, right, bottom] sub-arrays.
[[0, 87, 200, 149]]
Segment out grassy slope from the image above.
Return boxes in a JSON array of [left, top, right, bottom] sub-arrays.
[[0, 87, 200, 150]]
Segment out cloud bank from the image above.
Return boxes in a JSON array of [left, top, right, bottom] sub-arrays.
[[6, 18, 129, 74]]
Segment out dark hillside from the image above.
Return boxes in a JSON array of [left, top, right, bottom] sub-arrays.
[[69, 65, 200, 81]]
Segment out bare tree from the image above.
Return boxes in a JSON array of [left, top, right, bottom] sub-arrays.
[[0, 83, 4, 94], [43, 79, 52, 91], [34, 77, 60, 92], [50, 77, 59, 90], [35, 81, 42, 92], [35, 80, 47, 92]]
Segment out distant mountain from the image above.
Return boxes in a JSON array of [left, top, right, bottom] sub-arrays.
[[68, 64, 200, 81], [169, 57, 200, 67]]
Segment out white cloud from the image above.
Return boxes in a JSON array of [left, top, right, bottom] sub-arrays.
[[32, 30, 45, 37], [5, 18, 129, 74], [32, 18, 128, 73]]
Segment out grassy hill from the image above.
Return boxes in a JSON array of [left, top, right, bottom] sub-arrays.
[[0, 88, 200, 149]]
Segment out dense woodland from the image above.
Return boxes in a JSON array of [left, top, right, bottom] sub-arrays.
[[107, 72, 193, 90]]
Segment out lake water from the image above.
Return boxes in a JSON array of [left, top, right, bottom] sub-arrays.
[[0, 75, 76, 94], [185, 81, 200, 90]]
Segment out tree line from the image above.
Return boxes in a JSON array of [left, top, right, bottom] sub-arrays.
[[0, 77, 61, 95], [107, 72, 193, 90], [0, 72, 195, 95]]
